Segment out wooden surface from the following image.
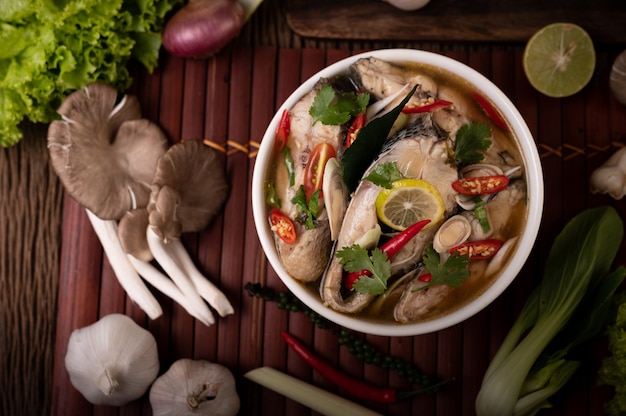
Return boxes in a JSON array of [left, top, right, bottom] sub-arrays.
[[49, 44, 626, 415], [287, 0, 626, 43]]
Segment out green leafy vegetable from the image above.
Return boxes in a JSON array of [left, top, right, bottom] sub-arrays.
[[453, 122, 492, 166], [291, 186, 320, 230], [475, 206, 625, 416], [341, 85, 417, 192], [598, 291, 626, 416], [362, 162, 404, 189], [416, 245, 470, 291], [335, 245, 391, 296], [0, 0, 183, 147], [309, 84, 369, 126]]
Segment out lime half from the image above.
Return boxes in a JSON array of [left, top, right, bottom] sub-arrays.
[[375, 179, 444, 231], [523, 23, 596, 98]]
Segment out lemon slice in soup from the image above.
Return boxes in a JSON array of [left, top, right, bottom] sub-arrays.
[[375, 179, 445, 231], [523, 22, 596, 98]]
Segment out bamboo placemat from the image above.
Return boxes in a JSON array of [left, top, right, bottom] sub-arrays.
[[50, 45, 626, 415]]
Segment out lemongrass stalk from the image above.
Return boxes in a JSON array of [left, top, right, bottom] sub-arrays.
[[127, 255, 214, 326], [85, 209, 162, 320], [166, 238, 234, 317], [244, 367, 383, 416]]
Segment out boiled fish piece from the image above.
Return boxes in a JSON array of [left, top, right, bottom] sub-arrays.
[[321, 117, 458, 313], [273, 81, 343, 282]]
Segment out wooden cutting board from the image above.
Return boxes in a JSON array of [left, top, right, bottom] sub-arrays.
[[287, 0, 626, 43]]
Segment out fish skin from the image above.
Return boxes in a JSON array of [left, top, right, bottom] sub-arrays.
[[273, 81, 343, 282]]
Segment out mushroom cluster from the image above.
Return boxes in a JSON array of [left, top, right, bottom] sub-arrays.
[[48, 83, 232, 325]]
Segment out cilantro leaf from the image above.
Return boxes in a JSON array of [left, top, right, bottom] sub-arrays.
[[336, 245, 391, 295], [362, 162, 404, 188], [291, 186, 320, 229], [416, 246, 470, 291], [309, 84, 369, 126], [454, 122, 492, 166]]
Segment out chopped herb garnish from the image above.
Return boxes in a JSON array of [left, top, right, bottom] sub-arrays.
[[454, 122, 492, 166], [309, 84, 369, 126], [265, 181, 281, 208], [473, 197, 491, 233], [415, 245, 470, 291], [335, 245, 391, 295], [362, 162, 404, 188], [282, 147, 295, 186], [291, 186, 320, 229]]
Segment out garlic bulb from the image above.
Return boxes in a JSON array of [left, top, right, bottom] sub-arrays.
[[64, 313, 159, 406], [383, 0, 431, 11], [150, 359, 240, 416], [610, 49, 626, 105]]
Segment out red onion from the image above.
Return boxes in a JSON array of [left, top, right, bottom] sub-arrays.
[[163, 0, 245, 58]]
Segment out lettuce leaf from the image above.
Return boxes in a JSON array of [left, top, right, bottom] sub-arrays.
[[0, 0, 183, 147]]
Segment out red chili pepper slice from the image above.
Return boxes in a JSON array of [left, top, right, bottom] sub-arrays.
[[345, 112, 365, 148], [450, 239, 503, 260], [452, 175, 509, 195], [345, 219, 431, 290], [303, 142, 336, 200], [402, 99, 452, 114], [471, 92, 508, 132], [269, 208, 296, 244], [274, 109, 290, 152], [418, 273, 432, 283], [281, 332, 399, 403]]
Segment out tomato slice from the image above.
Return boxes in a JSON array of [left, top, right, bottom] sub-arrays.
[[402, 99, 452, 114], [304, 143, 336, 200], [345, 112, 365, 148], [452, 175, 509, 195], [274, 109, 290, 152], [450, 239, 503, 260], [269, 208, 296, 244]]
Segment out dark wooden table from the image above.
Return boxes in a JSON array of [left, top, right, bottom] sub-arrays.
[[3, 0, 626, 415]]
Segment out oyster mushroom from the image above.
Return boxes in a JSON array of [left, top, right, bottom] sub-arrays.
[[118, 209, 215, 326], [48, 83, 170, 319], [149, 359, 240, 416], [146, 140, 234, 318]]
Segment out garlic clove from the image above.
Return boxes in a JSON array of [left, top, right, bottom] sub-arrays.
[[610, 49, 626, 105], [150, 359, 240, 416], [64, 314, 159, 406]]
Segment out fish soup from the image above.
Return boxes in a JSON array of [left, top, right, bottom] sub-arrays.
[[263, 56, 528, 325]]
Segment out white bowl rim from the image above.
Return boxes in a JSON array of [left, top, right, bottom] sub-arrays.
[[251, 48, 544, 337]]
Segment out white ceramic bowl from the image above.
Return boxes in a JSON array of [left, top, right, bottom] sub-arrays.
[[252, 49, 543, 337]]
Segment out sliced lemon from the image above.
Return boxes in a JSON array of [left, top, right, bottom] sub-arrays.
[[523, 22, 596, 98], [375, 179, 445, 231]]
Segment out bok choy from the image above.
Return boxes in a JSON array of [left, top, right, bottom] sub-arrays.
[[475, 206, 626, 416]]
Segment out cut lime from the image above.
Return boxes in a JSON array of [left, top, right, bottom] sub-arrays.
[[375, 179, 444, 231], [523, 23, 596, 98]]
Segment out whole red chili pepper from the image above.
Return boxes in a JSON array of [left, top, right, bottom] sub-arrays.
[[344, 219, 431, 290], [281, 331, 398, 403]]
